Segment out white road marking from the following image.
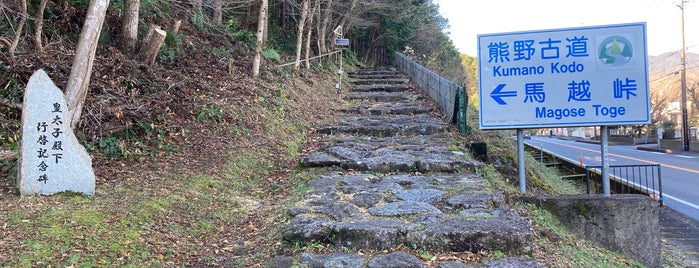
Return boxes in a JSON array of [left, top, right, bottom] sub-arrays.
[[664, 193, 699, 211], [674, 155, 695, 159]]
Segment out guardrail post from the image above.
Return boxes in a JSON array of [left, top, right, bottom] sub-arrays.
[[657, 164, 663, 206], [585, 166, 591, 194], [540, 146, 543, 164], [458, 85, 467, 134]]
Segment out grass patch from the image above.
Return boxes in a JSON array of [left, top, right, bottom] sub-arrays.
[[4, 195, 154, 266]]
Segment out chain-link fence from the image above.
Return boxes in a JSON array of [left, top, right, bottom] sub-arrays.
[[395, 52, 465, 129]]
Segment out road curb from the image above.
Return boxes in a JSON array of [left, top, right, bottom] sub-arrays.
[[636, 146, 672, 154]]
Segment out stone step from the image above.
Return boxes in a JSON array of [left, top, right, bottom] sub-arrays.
[[348, 74, 403, 80], [300, 135, 481, 173], [283, 173, 534, 255], [349, 68, 398, 76], [350, 78, 410, 85], [315, 114, 447, 138], [352, 83, 411, 92], [344, 91, 417, 102], [340, 102, 433, 116], [270, 252, 542, 268]]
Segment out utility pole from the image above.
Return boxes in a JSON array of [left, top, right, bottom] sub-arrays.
[[679, 0, 690, 151]]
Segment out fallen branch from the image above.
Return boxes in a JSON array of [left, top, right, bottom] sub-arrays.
[[0, 37, 10, 49], [0, 150, 17, 161], [0, 98, 22, 110]]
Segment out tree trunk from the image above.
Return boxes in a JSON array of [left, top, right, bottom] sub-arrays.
[[262, 0, 269, 47], [252, 0, 268, 77], [139, 24, 160, 52], [172, 20, 182, 34], [213, 0, 223, 25], [138, 25, 166, 65], [120, 0, 139, 54], [337, 0, 357, 36], [65, 0, 110, 129], [34, 0, 49, 53], [293, 0, 310, 72], [315, 5, 321, 58], [245, 1, 256, 30], [8, 0, 27, 61], [304, 0, 320, 69], [318, 0, 333, 54]]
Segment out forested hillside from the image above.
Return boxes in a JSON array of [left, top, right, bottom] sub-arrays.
[[648, 52, 699, 126], [0, 0, 463, 147]]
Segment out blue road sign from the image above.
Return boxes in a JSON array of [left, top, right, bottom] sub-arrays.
[[477, 23, 650, 130], [490, 84, 517, 105], [335, 38, 349, 46]]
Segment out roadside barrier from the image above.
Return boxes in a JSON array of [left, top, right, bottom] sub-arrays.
[[277, 50, 342, 68], [394, 52, 467, 133], [586, 164, 663, 206]]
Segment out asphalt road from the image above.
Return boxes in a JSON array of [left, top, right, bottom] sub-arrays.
[[524, 136, 699, 222]]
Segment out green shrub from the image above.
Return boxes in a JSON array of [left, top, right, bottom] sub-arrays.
[[196, 105, 223, 123], [191, 9, 209, 32], [221, 18, 255, 48], [344, 49, 359, 65], [262, 48, 281, 62], [159, 30, 183, 63], [98, 136, 124, 158]]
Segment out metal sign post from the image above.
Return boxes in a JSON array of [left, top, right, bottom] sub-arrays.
[[334, 26, 349, 98], [337, 50, 343, 97], [601, 125, 610, 196], [517, 129, 526, 193], [477, 23, 650, 193]]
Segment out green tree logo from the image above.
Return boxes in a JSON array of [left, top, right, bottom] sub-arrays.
[[598, 36, 633, 66]]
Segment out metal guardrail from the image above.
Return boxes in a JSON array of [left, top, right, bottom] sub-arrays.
[[277, 50, 343, 68], [394, 52, 463, 126], [586, 164, 663, 205], [524, 143, 663, 205]]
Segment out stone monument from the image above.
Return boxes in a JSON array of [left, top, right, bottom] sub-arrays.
[[17, 69, 95, 196]]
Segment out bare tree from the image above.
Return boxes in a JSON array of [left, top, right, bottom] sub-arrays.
[[318, 0, 333, 54], [8, 0, 27, 61], [293, 0, 310, 72], [252, 0, 268, 76], [65, 0, 110, 129], [650, 90, 669, 125], [688, 78, 699, 123], [336, 0, 357, 36], [213, 0, 224, 25], [262, 0, 269, 46], [304, 0, 320, 69], [120, 0, 139, 54], [34, 0, 49, 53]]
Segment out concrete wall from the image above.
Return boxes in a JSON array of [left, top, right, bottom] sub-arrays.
[[660, 139, 699, 152], [528, 195, 660, 268]]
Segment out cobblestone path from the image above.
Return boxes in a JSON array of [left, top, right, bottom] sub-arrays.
[[272, 68, 540, 268]]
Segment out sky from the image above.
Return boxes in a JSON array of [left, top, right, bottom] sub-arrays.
[[434, 0, 699, 57]]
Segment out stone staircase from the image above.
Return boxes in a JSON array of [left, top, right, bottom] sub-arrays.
[[271, 68, 539, 267]]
